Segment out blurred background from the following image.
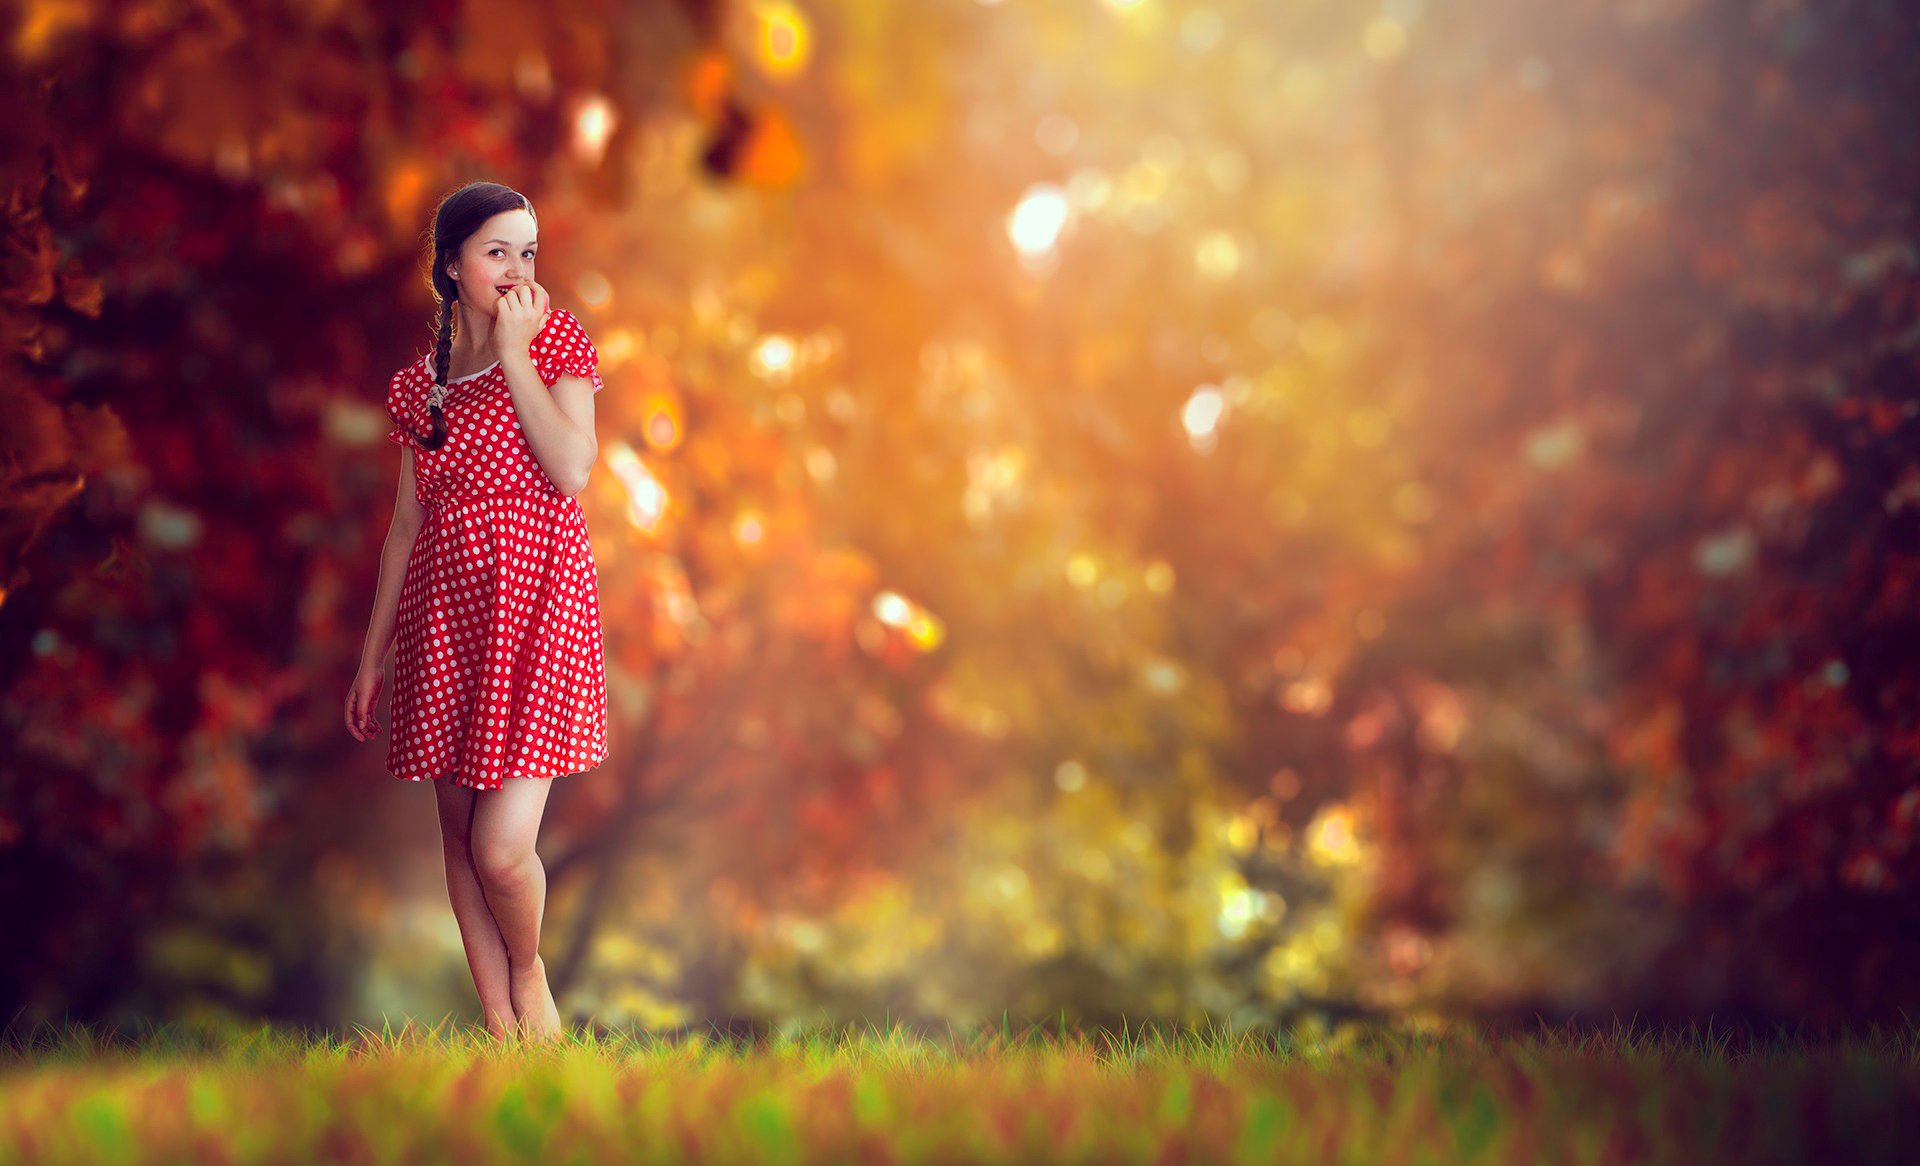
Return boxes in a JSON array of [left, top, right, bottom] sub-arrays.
[[2, 0, 1915, 1038]]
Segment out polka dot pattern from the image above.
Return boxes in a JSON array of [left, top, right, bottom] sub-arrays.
[[381, 308, 609, 791]]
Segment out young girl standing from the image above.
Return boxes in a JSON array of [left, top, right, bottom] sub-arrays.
[[344, 181, 609, 1041]]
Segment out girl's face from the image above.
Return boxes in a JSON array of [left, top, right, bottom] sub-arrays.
[[451, 207, 538, 319]]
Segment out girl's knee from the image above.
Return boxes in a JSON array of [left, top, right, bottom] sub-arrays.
[[473, 839, 534, 887]]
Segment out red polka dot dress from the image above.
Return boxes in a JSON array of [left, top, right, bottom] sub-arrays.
[[382, 307, 609, 791]]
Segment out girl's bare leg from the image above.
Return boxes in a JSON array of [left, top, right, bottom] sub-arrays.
[[471, 775, 563, 1038], [432, 778, 517, 1039]]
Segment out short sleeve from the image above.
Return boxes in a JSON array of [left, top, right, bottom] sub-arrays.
[[385, 367, 416, 448], [538, 308, 604, 393]]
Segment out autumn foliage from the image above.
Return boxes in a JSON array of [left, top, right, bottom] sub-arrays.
[[1, 0, 1916, 1033]]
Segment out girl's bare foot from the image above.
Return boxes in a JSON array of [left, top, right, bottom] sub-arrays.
[[483, 1005, 516, 1041], [509, 954, 564, 1040]]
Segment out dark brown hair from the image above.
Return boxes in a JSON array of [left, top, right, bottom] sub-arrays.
[[410, 181, 537, 450]]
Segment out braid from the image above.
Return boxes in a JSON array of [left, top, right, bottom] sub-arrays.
[[420, 296, 454, 450]]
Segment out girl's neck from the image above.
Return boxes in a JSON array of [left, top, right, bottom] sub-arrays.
[[449, 304, 497, 369]]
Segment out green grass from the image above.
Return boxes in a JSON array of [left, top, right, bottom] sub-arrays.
[[1, 1013, 1915, 1164]]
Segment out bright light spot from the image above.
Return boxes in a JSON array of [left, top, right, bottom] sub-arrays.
[[1182, 384, 1226, 440], [575, 270, 612, 309], [1007, 183, 1072, 257], [1118, 160, 1173, 219], [869, 591, 943, 650], [13, 0, 92, 62], [1281, 64, 1326, 106], [606, 441, 668, 534], [750, 333, 797, 381], [992, 863, 1031, 901], [573, 95, 616, 164], [1023, 922, 1064, 957], [137, 500, 203, 550], [824, 386, 858, 422], [784, 918, 824, 953], [1385, 925, 1434, 976], [1066, 168, 1113, 211], [1281, 677, 1333, 716], [903, 608, 945, 652], [1218, 875, 1260, 939], [1205, 149, 1250, 194], [1195, 231, 1241, 279], [733, 509, 765, 545], [751, 1, 811, 80], [964, 445, 1029, 524], [1142, 560, 1175, 596], [872, 590, 912, 627], [1415, 686, 1465, 753], [1065, 552, 1099, 589], [1307, 803, 1360, 867], [640, 392, 684, 453], [804, 444, 837, 483], [1525, 421, 1585, 468], [1694, 527, 1756, 576], [1141, 658, 1185, 694], [1054, 759, 1087, 792]]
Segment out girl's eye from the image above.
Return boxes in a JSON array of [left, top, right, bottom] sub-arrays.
[[487, 249, 538, 258]]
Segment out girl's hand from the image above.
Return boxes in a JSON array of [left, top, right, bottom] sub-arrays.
[[490, 280, 553, 363], [346, 665, 384, 742]]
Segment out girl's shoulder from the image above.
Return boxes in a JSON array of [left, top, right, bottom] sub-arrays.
[[390, 351, 432, 389], [386, 353, 431, 415], [531, 308, 604, 391], [536, 307, 591, 344]]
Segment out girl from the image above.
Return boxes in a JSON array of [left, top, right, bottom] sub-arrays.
[[343, 181, 609, 1041]]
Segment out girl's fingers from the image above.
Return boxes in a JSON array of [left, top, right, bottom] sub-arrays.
[[347, 693, 377, 740]]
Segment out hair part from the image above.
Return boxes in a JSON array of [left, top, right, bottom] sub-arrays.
[[412, 180, 537, 450]]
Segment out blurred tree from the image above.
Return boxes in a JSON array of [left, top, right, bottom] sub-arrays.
[[0, 0, 740, 1025]]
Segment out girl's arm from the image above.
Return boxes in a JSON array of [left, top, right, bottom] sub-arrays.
[[501, 353, 598, 496], [359, 449, 427, 675]]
